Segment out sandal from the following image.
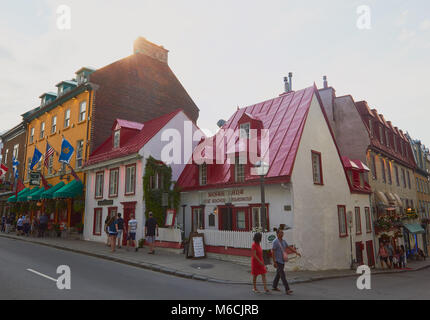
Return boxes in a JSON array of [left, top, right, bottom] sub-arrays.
[[252, 289, 261, 293], [286, 290, 294, 295]]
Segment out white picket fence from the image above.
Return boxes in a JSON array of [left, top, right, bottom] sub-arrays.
[[157, 227, 182, 243], [197, 229, 277, 250]]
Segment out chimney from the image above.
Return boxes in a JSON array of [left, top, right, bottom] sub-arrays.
[[133, 37, 169, 64], [288, 72, 293, 91], [323, 75, 328, 89], [283, 77, 290, 93]]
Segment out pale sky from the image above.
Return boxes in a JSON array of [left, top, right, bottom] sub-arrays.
[[1, 0, 429, 144]]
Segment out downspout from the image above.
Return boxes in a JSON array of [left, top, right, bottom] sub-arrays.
[[82, 86, 93, 224]]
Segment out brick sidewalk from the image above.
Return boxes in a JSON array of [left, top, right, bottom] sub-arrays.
[[1, 233, 429, 285]]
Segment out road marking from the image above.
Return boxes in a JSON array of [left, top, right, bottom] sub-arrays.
[[27, 269, 57, 282]]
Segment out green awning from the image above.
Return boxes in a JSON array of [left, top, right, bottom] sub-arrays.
[[53, 180, 83, 199], [18, 187, 40, 202], [7, 187, 31, 203], [41, 182, 65, 199], [403, 223, 425, 234], [28, 187, 50, 201]]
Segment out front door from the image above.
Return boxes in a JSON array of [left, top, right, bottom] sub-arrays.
[[355, 241, 364, 265], [121, 202, 137, 246], [219, 206, 233, 231], [366, 240, 375, 267]]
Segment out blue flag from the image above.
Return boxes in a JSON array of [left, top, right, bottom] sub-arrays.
[[30, 147, 43, 170], [12, 157, 19, 179], [59, 138, 74, 164]]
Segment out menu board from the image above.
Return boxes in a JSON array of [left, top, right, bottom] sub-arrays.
[[187, 233, 206, 259]]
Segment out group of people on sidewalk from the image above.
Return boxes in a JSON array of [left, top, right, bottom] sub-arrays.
[[251, 229, 301, 295], [377, 240, 427, 269], [104, 211, 159, 254], [0, 213, 49, 237]]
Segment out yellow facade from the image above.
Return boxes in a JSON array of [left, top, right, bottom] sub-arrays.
[[25, 90, 93, 187]]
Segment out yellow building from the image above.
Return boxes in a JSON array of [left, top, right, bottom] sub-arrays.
[[23, 68, 94, 229]]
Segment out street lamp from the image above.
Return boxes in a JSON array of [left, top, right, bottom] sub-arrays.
[[347, 210, 354, 270], [255, 161, 269, 232]]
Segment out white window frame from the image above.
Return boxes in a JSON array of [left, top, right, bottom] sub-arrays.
[[76, 140, 84, 169], [109, 168, 119, 197], [51, 116, 57, 134], [235, 156, 245, 183], [95, 172, 104, 199], [29, 128, 34, 144], [40, 122, 45, 139], [113, 130, 120, 148], [79, 101, 87, 122], [239, 123, 250, 139], [64, 109, 71, 128], [125, 164, 136, 195], [199, 163, 207, 186]]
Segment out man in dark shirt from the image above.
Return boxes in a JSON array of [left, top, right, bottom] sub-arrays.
[[39, 213, 48, 237], [116, 213, 125, 249], [145, 212, 158, 254]]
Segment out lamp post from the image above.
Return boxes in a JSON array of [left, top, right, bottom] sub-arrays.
[[347, 210, 354, 270], [255, 161, 269, 232]]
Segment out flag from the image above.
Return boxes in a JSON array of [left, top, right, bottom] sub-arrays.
[[30, 147, 43, 170], [44, 142, 55, 168], [15, 179, 25, 197], [0, 163, 8, 178], [59, 138, 74, 164], [12, 157, 19, 179], [41, 174, 50, 190], [67, 163, 82, 183]]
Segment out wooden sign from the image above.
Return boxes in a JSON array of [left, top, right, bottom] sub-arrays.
[[165, 209, 176, 227], [29, 172, 41, 186], [187, 233, 206, 259]]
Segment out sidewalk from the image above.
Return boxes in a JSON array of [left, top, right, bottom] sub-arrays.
[[1, 233, 429, 285]]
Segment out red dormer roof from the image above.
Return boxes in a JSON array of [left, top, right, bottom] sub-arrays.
[[178, 86, 322, 190], [85, 109, 183, 167]]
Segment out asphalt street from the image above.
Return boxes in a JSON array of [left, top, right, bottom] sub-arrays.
[[0, 237, 429, 300]]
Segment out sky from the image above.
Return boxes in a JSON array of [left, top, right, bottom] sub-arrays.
[[0, 0, 429, 144]]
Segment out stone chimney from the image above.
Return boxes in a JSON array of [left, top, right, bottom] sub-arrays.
[[133, 37, 169, 64]]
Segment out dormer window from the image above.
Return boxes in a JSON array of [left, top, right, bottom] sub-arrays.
[[239, 123, 250, 139], [113, 130, 120, 148]]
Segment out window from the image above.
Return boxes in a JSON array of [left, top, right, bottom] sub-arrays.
[[385, 131, 390, 147], [236, 209, 247, 230], [199, 163, 207, 186], [76, 140, 84, 169], [125, 164, 136, 195], [407, 171, 411, 189], [338, 205, 348, 237], [95, 172, 104, 199], [113, 130, 120, 148], [370, 154, 377, 180], [235, 156, 245, 183], [4, 149, 8, 164], [93, 208, 102, 236], [379, 126, 384, 144], [64, 109, 71, 128], [239, 123, 250, 139], [109, 168, 119, 197], [51, 116, 57, 134], [395, 166, 400, 186], [13, 144, 19, 160], [192, 207, 204, 232], [40, 122, 45, 139], [251, 205, 269, 231], [387, 161, 392, 184], [380, 159, 386, 183], [29, 128, 34, 144], [355, 207, 362, 235], [79, 101, 87, 122], [365, 207, 372, 233], [417, 178, 420, 192], [401, 168, 406, 188], [48, 156, 53, 175], [312, 151, 323, 185]]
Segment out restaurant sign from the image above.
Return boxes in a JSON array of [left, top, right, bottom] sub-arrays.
[[199, 188, 252, 205], [97, 199, 114, 206]]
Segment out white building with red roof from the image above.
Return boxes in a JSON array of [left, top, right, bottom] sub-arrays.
[[177, 85, 373, 270], [83, 109, 199, 245]]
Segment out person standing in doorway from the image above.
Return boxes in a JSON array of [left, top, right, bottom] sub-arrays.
[[377, 241, 390, 269], [251, 232, 270, 293], [126, 213, 138, 252], [116, 213, 124, 249], [271, 229, 301, 295], [145, 212, 158, 254]]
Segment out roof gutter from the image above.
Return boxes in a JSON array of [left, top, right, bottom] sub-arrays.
[[83, 153, 143, 172]]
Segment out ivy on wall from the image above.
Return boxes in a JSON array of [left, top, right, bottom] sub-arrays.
[[143, 156, 181, 226]]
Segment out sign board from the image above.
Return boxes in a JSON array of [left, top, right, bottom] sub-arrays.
[[199, 188, 252, 205], [29, 172, 41, 186], [187, 233, 206, 259], [97, 199, 114, 206]]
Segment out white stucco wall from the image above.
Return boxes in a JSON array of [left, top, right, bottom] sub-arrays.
[[83, 111, 199, 243], [290, 95, 372, 271]]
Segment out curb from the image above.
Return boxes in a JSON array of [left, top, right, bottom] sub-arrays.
[[1, 234, 429, 285]]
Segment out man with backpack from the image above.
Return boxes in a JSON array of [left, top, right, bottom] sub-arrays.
[[116, 213, 125, 249]]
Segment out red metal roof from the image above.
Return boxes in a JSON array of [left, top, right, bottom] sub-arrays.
[[178, 86, 321, 190], [113, 119, 145, 131], [85, 109, 183, 167]]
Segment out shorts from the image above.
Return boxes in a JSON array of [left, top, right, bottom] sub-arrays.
[[127, 232, 136, 241], [17, 226, 23, 231], [146, 235, 155, 243], [117, 230, 123, 238], [109, 232, 118, 237]]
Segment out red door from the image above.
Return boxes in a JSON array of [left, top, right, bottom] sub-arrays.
[[355, 242, 364, 265], [121, 202, 137, 246], [366, 240, 375, 267]]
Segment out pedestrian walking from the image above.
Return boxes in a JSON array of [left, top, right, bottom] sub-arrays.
[[107, 216, 118, 253], [377, 241, 390, 269], [16, 215, 24, 236], [126, 213, 138, 252], [104, 216, 111, 246], [38, 213, 48, 237], [386, 242, 394, 268], [5, 214, 12, 234], [145, 212, 158, 254], [271, 229, 301, 295], [23, 215, 31, 236], [116, 213, 124, 248], [399, 245, 406, 269], [1, 215, 5, 232], [251, 232, 269, 294]]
